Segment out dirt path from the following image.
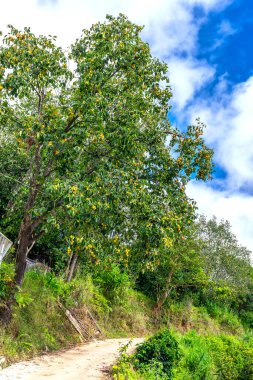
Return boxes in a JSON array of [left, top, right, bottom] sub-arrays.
[[0, 338, 143, 380]]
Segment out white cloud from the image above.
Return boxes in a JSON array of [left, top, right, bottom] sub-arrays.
[[187, 76, 253, 254], [190, 76, 253, 189], [0, 0, 206, 50], [187, 182, 253, 254], [218, 19, 236, 36], [0, 0, 229, 107], [0, 0, 226, 107], [169, 58, 215, 109], [189, 0, 232, 11]]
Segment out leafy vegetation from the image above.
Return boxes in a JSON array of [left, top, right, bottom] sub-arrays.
[[113, 330, 253, 380], [133, 330, 180, 379], [0, 268, 151, 363]]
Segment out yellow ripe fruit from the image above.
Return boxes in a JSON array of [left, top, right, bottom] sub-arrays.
[[0, 86, 3, 91], [71, 186, 78, 193], [91, 205, 96, 210]]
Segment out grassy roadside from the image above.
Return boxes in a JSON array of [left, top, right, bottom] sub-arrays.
[[0, 266, 151, 364], [112, 329, 253, 380], [0, 264, 252, 380]]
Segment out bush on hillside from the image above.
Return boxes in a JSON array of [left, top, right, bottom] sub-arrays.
[[0, 263, 15, 299], [174, 331, 253, 380], [133, 329, 180, 379], [208, 334, 253, 380]]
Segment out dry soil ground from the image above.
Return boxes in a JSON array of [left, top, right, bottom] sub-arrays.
[[0, 338, 143, 380]]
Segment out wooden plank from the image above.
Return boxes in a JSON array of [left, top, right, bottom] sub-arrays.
[[86, 307, 103, 335], [58, 303, 84, 341]]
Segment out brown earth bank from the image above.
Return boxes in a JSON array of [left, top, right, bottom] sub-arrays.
[[0, 338, 143, 380]]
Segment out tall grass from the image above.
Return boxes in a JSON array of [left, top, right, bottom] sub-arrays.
[[0, 267, 151, 363], [114, 330, 253, 380]]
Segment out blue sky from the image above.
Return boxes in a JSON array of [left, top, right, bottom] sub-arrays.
[[0, 0, 253, 253], [172, 0, 253, 184], [194, 1, 253, 106], [198, 1, 253, 82]]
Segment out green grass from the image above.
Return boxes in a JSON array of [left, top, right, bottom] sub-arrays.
[[0, 265, 252, 380], [0, 268, 152, 363], [0, 270, 80, 363], [113, 330, 253, 380], [167, 299, 245, 336]]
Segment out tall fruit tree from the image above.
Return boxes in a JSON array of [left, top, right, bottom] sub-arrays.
[[0, 15, 213, 286]]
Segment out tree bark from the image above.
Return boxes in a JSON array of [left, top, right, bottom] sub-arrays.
[[65, 252, 73, 278], [153, 287, 174, 317], [14, 222, 33, 286], [153, 271, 174, 316], [66, 253, 78, 283], [14, 144, 43, 286]]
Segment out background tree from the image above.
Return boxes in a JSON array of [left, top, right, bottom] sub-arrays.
[[196, 215, 252, 304], [137, 214, 252, 314]]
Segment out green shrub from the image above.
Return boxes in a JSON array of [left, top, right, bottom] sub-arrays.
[[25, 270, 72, 299], [0, 262, 15, 299], [112, 341, 165, 380], [174, 331, 253, 380], [133, 330, 180, 379], [93, 264, 132, 305], [173, 331, 215, 380], [14, 291, 34, 308], [0, 269, 82, 362], [70, 275, 111, 317], [112, 341, 140, 380], [240, 310, 253, 329], [208, 334, 253, 380]]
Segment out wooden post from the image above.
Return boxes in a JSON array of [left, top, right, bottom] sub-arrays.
[[58, 302, 84, 341]]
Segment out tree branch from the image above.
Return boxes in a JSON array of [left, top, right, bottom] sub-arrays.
[[65, 114, 79, 133]]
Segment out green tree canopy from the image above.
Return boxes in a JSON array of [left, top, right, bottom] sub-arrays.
[[0, 14, 213, 286]]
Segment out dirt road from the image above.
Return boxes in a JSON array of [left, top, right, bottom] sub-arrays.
[[0, 338, 143, 380]]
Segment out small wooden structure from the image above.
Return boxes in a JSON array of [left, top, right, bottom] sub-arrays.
[[0, 232, 12, 264], [58, 302, 103, 342]]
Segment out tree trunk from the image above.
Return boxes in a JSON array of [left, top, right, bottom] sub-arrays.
[[66, 253, 78, 282], [153, 271, 174, 316], [153, 287, 173, 316], [14, 222, 33, 286], [0, 300, 13, 324], [65, 252, 73, 278], [14, 154, 43, 287]]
